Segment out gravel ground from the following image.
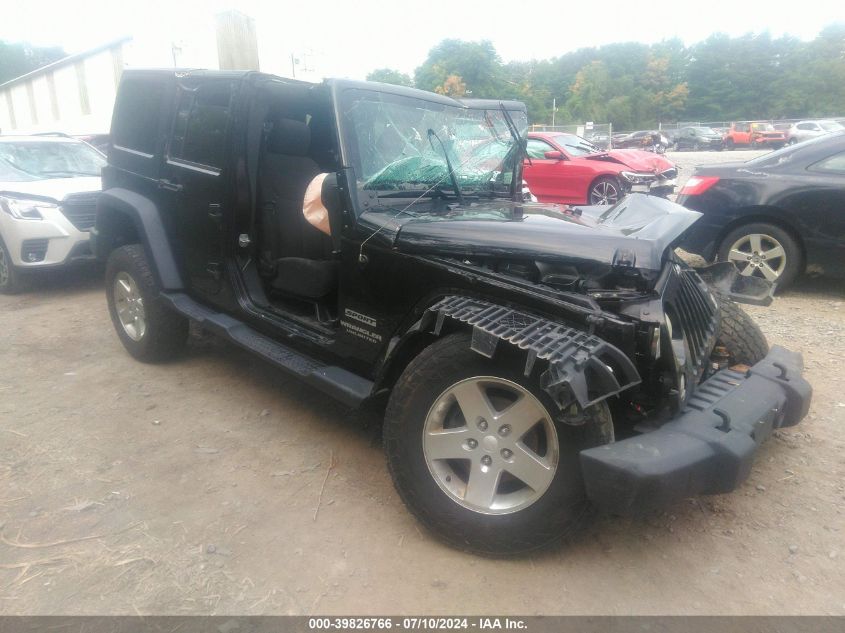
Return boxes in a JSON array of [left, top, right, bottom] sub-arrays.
[[1, 151, 843, 615]]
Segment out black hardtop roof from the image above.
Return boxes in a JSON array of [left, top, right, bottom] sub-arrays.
[[119, 69, 526, 112]]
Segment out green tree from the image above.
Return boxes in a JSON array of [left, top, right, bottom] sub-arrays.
[[365, 68, 413, 87], [0, 40, 66, 84], [414, 40, 508, 98]]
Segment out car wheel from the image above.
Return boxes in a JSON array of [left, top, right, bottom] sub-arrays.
[[588, 177, 622, 205], [384, 333, 613, 555], [788, 138, 798, 146], [717, 222, 802, 290], [725, 138, 735, 150], [0, 237, 24, 295], [692, 141, 701, 151], [106, 244, 188, 362], [714, 294, 769, 366]]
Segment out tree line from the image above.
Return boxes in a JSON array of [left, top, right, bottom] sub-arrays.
[[367, 25, 845, 129]]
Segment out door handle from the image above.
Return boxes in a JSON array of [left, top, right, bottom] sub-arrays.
[[208, 204, 223, 221], [158, 178, 183, 192]]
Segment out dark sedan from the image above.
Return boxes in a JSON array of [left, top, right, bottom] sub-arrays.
[[671, 126, 724, 151], [613, 130, 670, 153], [677, 131, 845, 288]]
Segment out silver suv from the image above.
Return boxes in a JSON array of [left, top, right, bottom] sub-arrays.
[[0, 135, 104, 293], [787, 120, 844, 145]]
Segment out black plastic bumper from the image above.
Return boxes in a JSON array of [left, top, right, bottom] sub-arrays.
[[580, 346, 812, 515]]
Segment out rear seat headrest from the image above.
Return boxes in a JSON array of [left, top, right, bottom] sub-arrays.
[[266, 118, 311, 156]]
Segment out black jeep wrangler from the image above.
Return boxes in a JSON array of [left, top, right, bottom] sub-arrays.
[[93, 69, 811, 555]]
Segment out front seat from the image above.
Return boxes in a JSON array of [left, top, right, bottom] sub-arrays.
[[258, 118, 337, 300]]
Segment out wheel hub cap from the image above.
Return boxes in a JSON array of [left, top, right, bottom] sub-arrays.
[[114, 271, 146, 341], [726, 233, 786, 282], [422, 376, 559, 515]]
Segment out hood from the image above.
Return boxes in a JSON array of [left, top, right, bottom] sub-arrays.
[[371, 194, 701, 272], [0, 176, 101, 203], [585, 149, 674, 173]]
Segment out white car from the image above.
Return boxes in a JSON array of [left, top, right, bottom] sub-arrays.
[[0, 135, 104, 293], [787, 120, 844, 145]]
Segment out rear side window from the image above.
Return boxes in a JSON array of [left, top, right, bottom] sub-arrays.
[[112, 79, 167, 156], [810, 151, 845, 174], [168, 82, 234, 171]]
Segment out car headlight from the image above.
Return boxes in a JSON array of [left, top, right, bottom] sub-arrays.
[[620, 171, 656, 184], [0, 196, 56, 220]]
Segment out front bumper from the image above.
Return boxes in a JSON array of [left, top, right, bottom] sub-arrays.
[[630, 179, 676, 197], [0, 207, 92, 268], [580, 345, 811, 515]]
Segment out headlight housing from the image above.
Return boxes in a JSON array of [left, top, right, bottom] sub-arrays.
[[0, 196, 56, 220], [620, 171, 656, 185]]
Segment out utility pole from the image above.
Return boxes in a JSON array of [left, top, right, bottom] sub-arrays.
[[551, 98, 556, 128]]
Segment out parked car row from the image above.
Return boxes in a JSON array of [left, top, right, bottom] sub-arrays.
[[661, 119, 844, 151]]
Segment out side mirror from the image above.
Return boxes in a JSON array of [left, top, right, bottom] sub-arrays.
[[544, 150, 565, 160]]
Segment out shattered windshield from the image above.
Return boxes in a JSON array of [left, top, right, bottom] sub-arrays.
[[0, 141, 105, 178], [339, 88, 527, 197]]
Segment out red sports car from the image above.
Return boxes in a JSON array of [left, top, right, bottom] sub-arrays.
[[523, 132, 678, 206]]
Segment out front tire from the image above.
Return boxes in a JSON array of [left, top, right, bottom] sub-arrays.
[[0, 237, 23, 295], [715, 295, 769, 365], [384, 333, 613, 555], [588, 176, 623, 206], [106, 244, 188, 362]]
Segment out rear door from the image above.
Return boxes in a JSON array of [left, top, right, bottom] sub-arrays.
[[159, 77, 239, 304]]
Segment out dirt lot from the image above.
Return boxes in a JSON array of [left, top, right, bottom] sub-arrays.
[[1, 151, 844, 615]]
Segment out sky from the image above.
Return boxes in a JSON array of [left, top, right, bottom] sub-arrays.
[[3, 0, 844, 81]]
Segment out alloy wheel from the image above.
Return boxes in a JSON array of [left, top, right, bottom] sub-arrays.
[[113, 271, 147, 341], [590, 180, 620, 205], [727, 233, 787, 282], [422, 376, 559, 515]]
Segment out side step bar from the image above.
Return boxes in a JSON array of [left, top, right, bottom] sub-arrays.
[[160, 292, 374, 408]]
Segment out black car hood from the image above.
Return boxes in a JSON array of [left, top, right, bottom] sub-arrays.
[[362, 194, 701, 272]]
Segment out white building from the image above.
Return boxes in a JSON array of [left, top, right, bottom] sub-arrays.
[[0, 11, 260, 136]]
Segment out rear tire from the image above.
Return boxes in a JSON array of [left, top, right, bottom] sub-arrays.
[[106, 244, 188, 362], [715, 296, 769, 365], [725, 138, 735, 150], [0, 237, 23, 295], [716, 222, 802, 290], [384, 333, 613, 555]]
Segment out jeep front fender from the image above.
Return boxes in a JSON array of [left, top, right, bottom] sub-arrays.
[[95, 188, 183, 290]]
